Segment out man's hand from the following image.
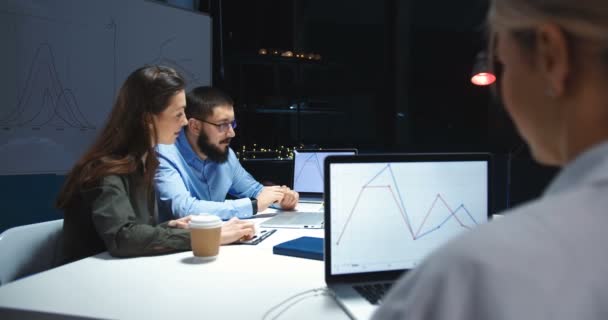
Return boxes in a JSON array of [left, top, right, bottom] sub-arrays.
[[278, 186, 299, 210], [257, 186, 284, 212], [220, 218, 256, 244]]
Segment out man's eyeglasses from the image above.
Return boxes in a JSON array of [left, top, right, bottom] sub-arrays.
[[196, 118, 237, 132]]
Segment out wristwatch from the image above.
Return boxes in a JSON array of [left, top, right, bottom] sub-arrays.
[[250, 198, 258, 215]]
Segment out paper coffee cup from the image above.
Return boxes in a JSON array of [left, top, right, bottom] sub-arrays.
[[189, 214, 222, 260]]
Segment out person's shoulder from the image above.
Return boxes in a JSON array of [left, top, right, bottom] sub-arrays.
[[156, 143, 183, 164], [80, 174, 129, 198], [99, 174, 129, 189], [422, 194, 571, 272], [227, 147, 238, 159], [379, 190, 608, 320], [225, 148, 240, 166], [414, 202, 520, 261], [156, 143, 180, 156]]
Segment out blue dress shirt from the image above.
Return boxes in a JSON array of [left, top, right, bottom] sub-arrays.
[[155, 130, 263, 221]]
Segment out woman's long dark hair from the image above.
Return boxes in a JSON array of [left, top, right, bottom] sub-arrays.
[[56, 65, 185, 209]]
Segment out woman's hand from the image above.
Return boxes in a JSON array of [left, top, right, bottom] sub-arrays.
[[167, 215, 192, 229], [169, 216, 255, 245], [220, 218, 256, 244]]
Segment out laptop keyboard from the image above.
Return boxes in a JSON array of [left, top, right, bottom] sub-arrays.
[[353, 283, 392, 305]]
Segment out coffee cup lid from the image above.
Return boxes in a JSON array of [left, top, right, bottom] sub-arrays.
[[189, 214, 222, 228]]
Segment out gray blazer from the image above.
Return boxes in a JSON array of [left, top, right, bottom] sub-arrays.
[[373, 141, 608, 320]]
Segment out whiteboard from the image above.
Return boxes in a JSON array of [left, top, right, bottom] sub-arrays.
[[0, 0, 211, 174]]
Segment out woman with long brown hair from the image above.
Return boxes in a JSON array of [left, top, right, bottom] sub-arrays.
[[57, 66, 254, 263]]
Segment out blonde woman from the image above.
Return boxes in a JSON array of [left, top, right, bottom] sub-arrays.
[[374, 1, 608, 319]]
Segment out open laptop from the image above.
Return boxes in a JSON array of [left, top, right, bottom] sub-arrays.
[[292, 149, 358, 203], [324, 153, 492, 319], [260, 210, 325, 229], [260, 149, 357, 228]]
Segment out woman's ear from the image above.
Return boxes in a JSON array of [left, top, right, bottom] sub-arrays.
[[144, 112, 158, 142], [147, 116, 155, 131], [144, 113, 154, 129], [535, 23, 571, 97]]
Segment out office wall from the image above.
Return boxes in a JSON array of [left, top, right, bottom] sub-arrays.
[[0, 0, 211, 174], [0, 0, 211, 231], [0, 174, 65, 233]]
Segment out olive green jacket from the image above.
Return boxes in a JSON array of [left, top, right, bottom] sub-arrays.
[[62, 172, 190, 264]]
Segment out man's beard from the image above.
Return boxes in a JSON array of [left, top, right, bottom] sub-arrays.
[[197, 131, 230, 163]]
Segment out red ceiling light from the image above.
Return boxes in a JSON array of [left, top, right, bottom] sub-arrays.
[[471, 52, 496, 86], [471, 72, 496, 86]]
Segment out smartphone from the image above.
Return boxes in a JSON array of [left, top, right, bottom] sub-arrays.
[[238, 228, 277, 245]]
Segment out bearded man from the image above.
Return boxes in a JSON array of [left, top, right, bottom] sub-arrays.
[[155, 86, 298, 221]]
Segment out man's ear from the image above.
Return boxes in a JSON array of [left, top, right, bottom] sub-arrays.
[[187, 118, 200, 134], [535, 23, 571, 97]]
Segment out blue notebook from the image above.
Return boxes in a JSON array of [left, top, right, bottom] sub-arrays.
[[273, 236, 323, 261]]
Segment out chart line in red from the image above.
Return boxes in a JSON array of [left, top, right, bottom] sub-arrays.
[[335, 164, 479, 245]]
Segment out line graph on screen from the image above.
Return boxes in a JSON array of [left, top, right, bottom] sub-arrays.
[[294, 153, 323, 186], [334, 164, 482, 246]]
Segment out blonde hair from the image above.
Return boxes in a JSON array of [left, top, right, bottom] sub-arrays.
[[488, 0, 608, 42], [487, 0, 608, 71]]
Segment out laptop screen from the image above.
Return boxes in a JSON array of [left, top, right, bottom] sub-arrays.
[[325, 154, 491, 277], [293, 149, 357, 194]]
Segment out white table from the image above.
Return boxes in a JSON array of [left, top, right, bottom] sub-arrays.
[[0, 204, 350, 320]]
